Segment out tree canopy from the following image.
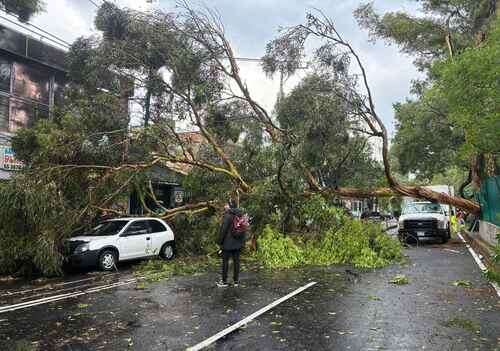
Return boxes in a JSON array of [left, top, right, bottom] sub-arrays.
[[1, 1, 487, 276], [0, 0, 44, 22], [436, 17, 500, 157], [356, 0, 499, 191], [354, 0, 497, 70]]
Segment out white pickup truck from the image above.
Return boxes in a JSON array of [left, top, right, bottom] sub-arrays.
[[398, 201, 451, 243]]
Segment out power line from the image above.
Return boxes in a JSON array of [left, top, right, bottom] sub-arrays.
[[0, 13, 70, 49], [87, 0, 100, 8], [1, 12, 71, 47]]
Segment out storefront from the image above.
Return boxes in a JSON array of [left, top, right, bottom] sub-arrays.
[[128, 165, 185, 215]]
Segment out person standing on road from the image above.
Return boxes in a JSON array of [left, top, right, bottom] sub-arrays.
[[216, 199, 247, 287]]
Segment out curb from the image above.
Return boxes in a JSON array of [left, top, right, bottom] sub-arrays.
[[461, 230, 498, 269]]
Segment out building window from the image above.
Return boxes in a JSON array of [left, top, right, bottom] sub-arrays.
[[0, 58, 11, 93], [13, 62, 50, 104], [53, 76, 65, 106], [8, 98, 49, 132], [0, 95, 8, 132], [9, 98, 30, 131]]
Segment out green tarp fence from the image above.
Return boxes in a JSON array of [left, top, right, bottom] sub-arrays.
[[478, 176, 500, 226]]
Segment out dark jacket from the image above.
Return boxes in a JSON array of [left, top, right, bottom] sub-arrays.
[[218, 208, 245, 251]]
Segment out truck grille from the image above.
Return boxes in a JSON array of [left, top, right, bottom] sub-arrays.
[[403, 219, 437, 230]]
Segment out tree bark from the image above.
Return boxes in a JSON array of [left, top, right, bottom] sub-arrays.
[[458, 168, 472, 198], [296, 12, 482, 215]]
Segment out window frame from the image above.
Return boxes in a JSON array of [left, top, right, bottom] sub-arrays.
[[147, 219, 167, 233], [122, 220, 151, 236]]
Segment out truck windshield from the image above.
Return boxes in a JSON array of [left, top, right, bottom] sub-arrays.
[[86, 221, 128, 236], [403, 203, 442, 215]]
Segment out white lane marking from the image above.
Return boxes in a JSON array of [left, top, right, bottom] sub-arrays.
[[443, 248, 461, 254], [17, 277, 124, 301], [186, 281, 317, 351], [0, 279, 137, 314], [0, 274, 115, 297], [457, 232, 500, 298]]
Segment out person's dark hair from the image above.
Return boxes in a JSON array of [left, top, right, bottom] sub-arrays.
[[228, 199, 237, 209]]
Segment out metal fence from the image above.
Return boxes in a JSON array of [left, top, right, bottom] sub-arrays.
[[478, 176, 500, 226]]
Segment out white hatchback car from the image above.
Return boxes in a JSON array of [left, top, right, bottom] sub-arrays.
[[66, 217, 175, 271]]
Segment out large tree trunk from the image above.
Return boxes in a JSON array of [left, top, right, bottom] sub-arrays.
[[392, 184, 480, 214]]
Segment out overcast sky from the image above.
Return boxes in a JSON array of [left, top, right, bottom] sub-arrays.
[[0, 0, 424, 137]]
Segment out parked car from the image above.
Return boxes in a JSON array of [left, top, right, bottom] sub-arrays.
[[360, 211, 384, 222], [398, 202, 451, 243], [65, 217, 175, 271]]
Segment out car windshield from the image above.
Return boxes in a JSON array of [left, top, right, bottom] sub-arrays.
[[403, 203, 442, 215], [86, 220, 128, 236]]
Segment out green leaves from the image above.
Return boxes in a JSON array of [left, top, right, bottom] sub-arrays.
[[391, 90, 465, 180], [436, 18, 500, 156], [277, 73, 384, 188], [355, 0, 496, 70], [0, 0, 45, 22], [452, 279, 472, 287], [389, 274, 409, 285], [256, 225, 305, 269], [256, 202, 403, 270]]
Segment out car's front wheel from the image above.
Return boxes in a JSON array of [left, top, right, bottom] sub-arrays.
[[160, 242, 175, 261], [99, 250, 117, 271]]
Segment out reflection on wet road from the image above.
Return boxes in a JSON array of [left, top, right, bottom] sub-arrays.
[[1, 239, 499, 351]]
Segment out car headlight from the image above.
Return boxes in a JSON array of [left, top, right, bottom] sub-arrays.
[[437, 220, 446, 229], [74, 243, 90, 254], [398, 220, 404, 229]]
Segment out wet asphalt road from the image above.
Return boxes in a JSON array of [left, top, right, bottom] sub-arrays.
[[0, 239, 499, 351]]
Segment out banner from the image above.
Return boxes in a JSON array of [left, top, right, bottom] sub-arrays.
[[0, 146, 23, 171]]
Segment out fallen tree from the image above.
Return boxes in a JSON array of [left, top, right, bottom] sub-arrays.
[[3, 1, 490, 276], [26, 2, 482, 216], [88, 2, 481, 214]]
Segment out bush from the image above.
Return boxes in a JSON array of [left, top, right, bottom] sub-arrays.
[[299, 195, 347, 232], [485, 231, 500, 284], [0, 176, 75, 276], [256, 213, 403, 269], [256, 225, 304, 268], [169, 212, 220, 256]]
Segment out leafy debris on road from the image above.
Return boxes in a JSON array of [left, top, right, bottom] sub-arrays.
[[134, 256, 218, 284], [389, 274, 409, 285], [443, 317, 480, 333], [452, 280, 472, 288]]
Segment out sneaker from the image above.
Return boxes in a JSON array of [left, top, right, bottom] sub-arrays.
[[233, 281, 239, 287], [216, 280, 228, 288]]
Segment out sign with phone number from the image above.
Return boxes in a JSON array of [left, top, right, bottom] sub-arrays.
[[0, 146, 23, 171]]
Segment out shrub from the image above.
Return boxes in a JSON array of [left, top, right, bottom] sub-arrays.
[[0, 176, 76, 276], [256, 213, 403, 269], [256, 225, 304, 268], [484, 231, 500, 284], [169, 212, 220, 256], [299, 194, 347, 232]]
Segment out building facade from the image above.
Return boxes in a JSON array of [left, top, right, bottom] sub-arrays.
[[0, 24, 66, 179]]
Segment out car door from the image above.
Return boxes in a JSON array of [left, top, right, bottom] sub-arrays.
[[119, 220, 150, 260], [146, 219, 170, 255]]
